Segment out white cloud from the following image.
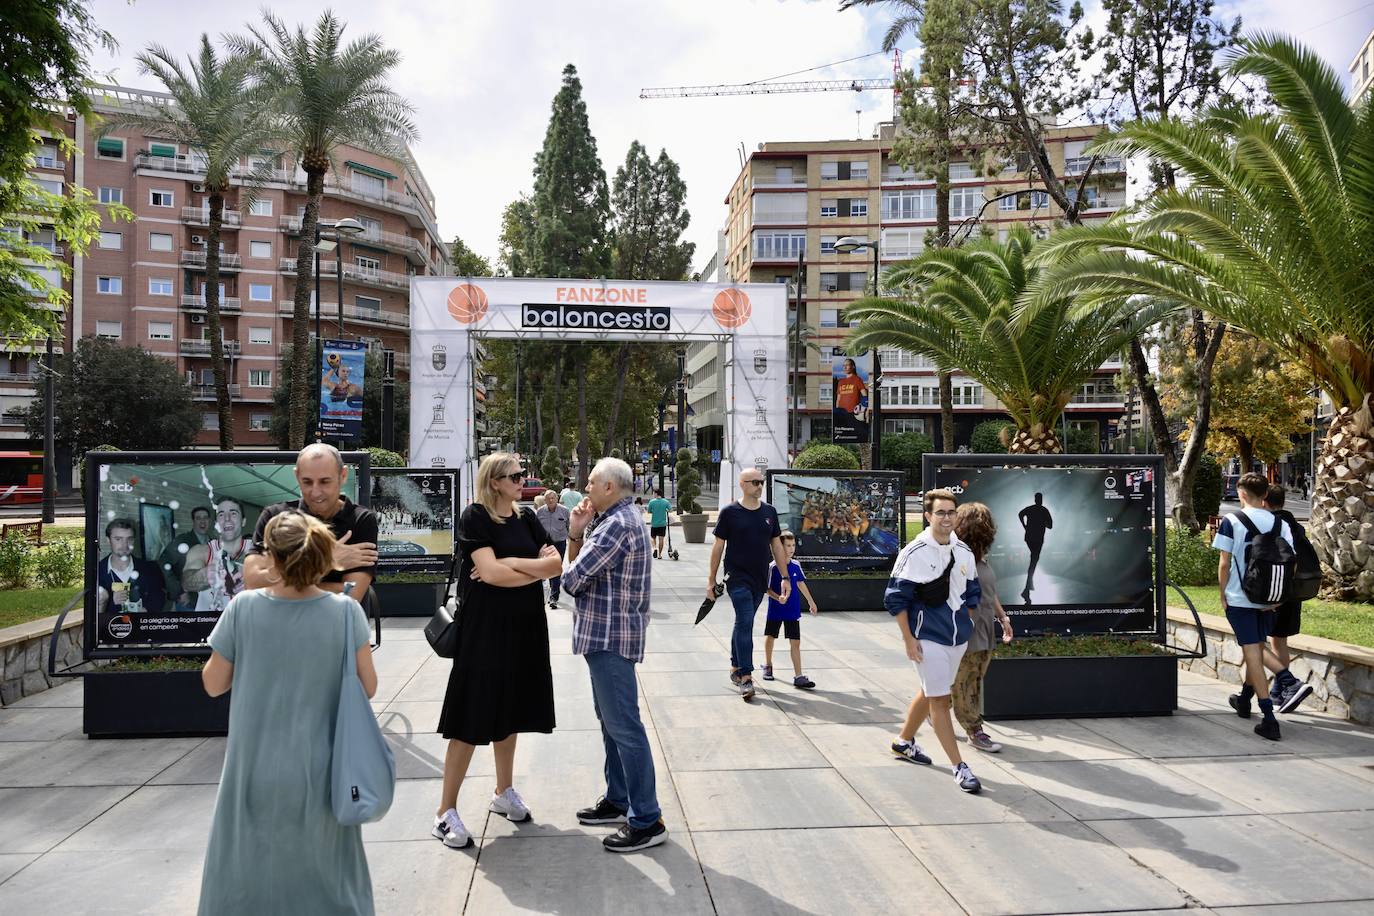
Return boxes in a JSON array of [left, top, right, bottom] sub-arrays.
[[87, 0, 1370, 274]]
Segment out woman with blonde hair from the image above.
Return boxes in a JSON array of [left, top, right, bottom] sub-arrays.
[[198, 511, 378, 915], [952, 501, 1013, 754], [433, 452, 563, 849]]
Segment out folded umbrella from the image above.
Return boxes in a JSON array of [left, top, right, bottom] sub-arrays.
[[695, 582, 726, 625]]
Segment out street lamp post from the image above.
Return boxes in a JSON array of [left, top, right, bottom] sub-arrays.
[[833, 236, 883, 470], [312, 218, 364, 443], [791, 247, 803, 460]]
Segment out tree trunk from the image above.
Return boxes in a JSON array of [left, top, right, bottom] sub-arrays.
[[206, 190, 233, 449], [602, 342, 631, 456], [1237, 437, 1255, 473], [288, 168, 325, 447], [576, 352, 589, 489], [1307, 395, 1374, 600], [1007, 424, 1063, 454], [939, 370, 955, 451], [551, 348, 564, 455], [532, 386, 543, 457]]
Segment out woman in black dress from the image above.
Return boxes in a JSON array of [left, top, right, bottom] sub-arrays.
[[432, 453, 562, 848]]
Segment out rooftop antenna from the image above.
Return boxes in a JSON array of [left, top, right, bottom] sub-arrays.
[[855, 108, 862, 139]]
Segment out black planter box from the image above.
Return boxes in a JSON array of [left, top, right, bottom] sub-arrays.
[[983, 653, 1178, 720], [806, 576, 888, 612], [374, 581, 446, 617], [84, 669, 229, 738]]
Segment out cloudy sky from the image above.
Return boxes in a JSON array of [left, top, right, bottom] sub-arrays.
[[87, 0, 1374, 274]]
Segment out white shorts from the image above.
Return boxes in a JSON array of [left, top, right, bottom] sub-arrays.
[[912, 640, 967, 698]]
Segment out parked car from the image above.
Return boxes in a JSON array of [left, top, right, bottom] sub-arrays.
[[1222, 474, 1239, 500], [519, 477, 546, 502]]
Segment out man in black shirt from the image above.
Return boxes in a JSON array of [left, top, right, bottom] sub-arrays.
[[243, 443, 379, 601]]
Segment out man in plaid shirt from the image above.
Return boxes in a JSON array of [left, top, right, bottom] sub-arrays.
[[561, 457, 667, 853]]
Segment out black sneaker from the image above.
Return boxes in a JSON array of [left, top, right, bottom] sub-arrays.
[[603, 819, 668, 853], [1279, 682, 1314, 714], [576, 796, 628, 826], [954, 762, 982, 794], [1254, 717, 1282, 741], [891, 738, 932, 765], [1228, 693, 1252, 719]]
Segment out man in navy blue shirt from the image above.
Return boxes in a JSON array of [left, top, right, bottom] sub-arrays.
[[707, 468, 791, 700]]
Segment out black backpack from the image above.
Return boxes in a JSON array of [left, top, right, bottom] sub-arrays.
[[1273, 509, 1322, 601], [1231, 513, 1298, 606]]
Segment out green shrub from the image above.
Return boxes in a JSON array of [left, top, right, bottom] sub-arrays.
[[883, 431, 935, 490], [0, 533, 34, 588], [675, 448, 702, 514], [971, 418, 1012, 453], [794, 443, 860, 470], [1065, 424, 1099, 454], [79, 444, 120, 506], [540, 446, 562, 485], [34, 539, 81, 588], [1192, 453, 1223, 521], [1166, 526, 1216, 586], [996, 634, 1171, 657], [365, 446, 405, 468]]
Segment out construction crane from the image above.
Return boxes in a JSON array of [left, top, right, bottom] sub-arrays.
[[640, 50, 903, 116]]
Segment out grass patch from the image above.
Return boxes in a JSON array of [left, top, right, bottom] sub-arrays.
[[102, 655, 206, 672], [995, 634, 1171, 658], [0, 588, 80, 629], [1174, 586, 1374, 650]]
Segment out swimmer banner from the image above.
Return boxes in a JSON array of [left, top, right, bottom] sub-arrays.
[[765, 470, 905, 573], [82, 451, 367, 657], [923, 454, 1167, 637], [320, 339, 367, 442], [370, 468, 458, 579]]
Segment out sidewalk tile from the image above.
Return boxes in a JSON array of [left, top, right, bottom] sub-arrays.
[[0, 786, 135, 853], [645, 694, 789, 729], [1272, 810, 1374, 867], [0, 847, 204, 914], [367, 839, 478, 913], [838, 763, 1074, 826], [0, 737, 203, 788], [674, 768, 880, 830], [1002, 758, 1253, 820], [656, 725, 828, 771], [54, 784, 217, 852], [1162, 755, 1374, 814]]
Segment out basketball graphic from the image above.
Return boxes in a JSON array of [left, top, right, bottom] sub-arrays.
[[712, 288, 752, 328], [447, 283, 489, 324]]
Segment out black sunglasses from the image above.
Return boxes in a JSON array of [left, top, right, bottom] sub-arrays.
[[501, 471, 525, 483]]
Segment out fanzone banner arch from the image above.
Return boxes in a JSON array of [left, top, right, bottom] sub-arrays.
[[409, 277, 789, 503]]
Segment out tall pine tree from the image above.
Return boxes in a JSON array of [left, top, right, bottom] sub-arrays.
[[530, 64, 610, 278]]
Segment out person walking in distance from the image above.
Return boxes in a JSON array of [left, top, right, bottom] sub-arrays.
[[1261, 484, 1315, 713], [951, 503, 1014, 753], [1017, 492, 1053, 601], [646, 489, 672, 559], [536, 489, 571, 609], [708, 468, 792, 700], [561, 457, 668, 852], [1213, 472, 1297, 740], [886, 489, 983, 793], [197, 512, 380, 915], [560, 478, 584, 512], [432, 454, 563, 849]]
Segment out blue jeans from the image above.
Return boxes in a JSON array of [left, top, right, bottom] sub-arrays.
[[548, 540, 566, 601], [585, 650, 661, 829], [727, 583, 765, 677]]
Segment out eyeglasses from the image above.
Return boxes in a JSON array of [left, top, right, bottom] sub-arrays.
[[742, 479, 765, 486], [929, 509, 957, 518], [502, 471, 525, 483]]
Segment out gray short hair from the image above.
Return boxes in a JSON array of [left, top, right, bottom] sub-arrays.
[[591, 457, 633, 493], [298, 442, 344, 472]]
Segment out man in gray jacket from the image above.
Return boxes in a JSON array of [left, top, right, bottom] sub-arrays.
[[537, 489, 572, 608]]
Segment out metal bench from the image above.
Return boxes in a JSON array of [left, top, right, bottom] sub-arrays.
[[1, 521, 44, 546]]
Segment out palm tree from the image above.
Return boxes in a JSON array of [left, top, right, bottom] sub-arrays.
[[103, 36, 275, 448], [1031, 34, 1374, 596], [237, 12, 415, 448], [846, 230, 1170, 453]]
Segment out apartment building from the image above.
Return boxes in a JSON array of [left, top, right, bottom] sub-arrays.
[[1352, 27, 1374, 105], [2, 83, 449, 449], [702, 122, 1128, 454]]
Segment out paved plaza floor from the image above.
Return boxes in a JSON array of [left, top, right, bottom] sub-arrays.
[[2, 535, 1374, 914]]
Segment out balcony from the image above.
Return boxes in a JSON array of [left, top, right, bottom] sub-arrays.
[[134, 152, 208, 175], [192, 383, 242, 400], [1068, 391, 1126, 406], [1065, 156, 1126, 176], [180, 294, 241, 312], [181, 250, 242, 270], [179, 340, 242, 356], [0, 372, 39, 386], [181, 206, 241, 227], [276, 300, 410, 330]]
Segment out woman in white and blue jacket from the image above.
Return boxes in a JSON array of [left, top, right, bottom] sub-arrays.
[[883, 488, 984, 794]]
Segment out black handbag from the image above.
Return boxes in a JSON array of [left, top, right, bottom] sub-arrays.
[[425, 541, 463, 658]]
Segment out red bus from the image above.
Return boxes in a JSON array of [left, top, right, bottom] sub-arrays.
[[0, 452, 43, 504]]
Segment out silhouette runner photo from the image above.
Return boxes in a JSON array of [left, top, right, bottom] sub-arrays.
[[1017, 492, 1053, 601]]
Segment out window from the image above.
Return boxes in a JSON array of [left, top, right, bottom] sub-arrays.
[[773, 166, 793, 183], [950, 186, 984, 219], [248, 198, 272, 216], [850, 199, 868, 218], [882, 188, 936, 220], [820, 199, 838, 218], [149, 189, 174, 208], [249, 369, 272, 387], [355, 295, 381, 311], [820, 161, 839, 181], [882, 228, 925, 259], [949, 161, 975, 180], [98, 186, 123, 204], [849, 160, 868, 180], [1030, 190, 1050, 209], [999, 193, 1020, 212], [884, 417, 927, 435], [96, 320, 122, 339], [148, 142, 177, 158], [819, 272, 869, 293], [819, 235, 838, 255], [355, 255, 380, 276], [98, 231, 122, 250], [149, 232, 173, 252], [33, 177, 63, 196], [359, 216, 382, 239], [819, 308, 839, 328], [752, 230, 806, 260], [248, 326, 272, 345], [818, 382, 833, 405], [249, 240, 272, 259], [351, 170, 385, 197], [148, 321, 173, 340], [752, 193, 806, 223], [149, 278, 173, 296], [248, 283, 273, 301], [201, 282, 226, 299], [249, 413, 272, 431], [885, 163, 924, 181], [28, 229, 55, 252], [34, 144, 58, 169], [97, 276, 122, 294], [202, 413, 219, 431], [20, 265, 61, 294], [96, 137, 124, 160]]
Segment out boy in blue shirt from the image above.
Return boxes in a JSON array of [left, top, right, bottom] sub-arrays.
[[761, 531, 819, 688], [646, 490, 672, 559]]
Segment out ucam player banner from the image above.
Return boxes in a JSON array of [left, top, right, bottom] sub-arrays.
[[409, 277, 789, 503]]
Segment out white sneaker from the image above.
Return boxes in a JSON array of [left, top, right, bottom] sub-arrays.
[[490, 786, 531, 822], [432, 808, 472, 848]]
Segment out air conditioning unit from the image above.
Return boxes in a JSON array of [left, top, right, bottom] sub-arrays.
[[826, 285, 838, 292], [191, 183, 205, 192], [189, 314, 206, 324], [190, 235, 204, 245]]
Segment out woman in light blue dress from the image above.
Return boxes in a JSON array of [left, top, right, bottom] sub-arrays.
[[198, 511, 379, 915]]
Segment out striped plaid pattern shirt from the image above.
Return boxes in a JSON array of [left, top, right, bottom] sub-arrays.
[[561, 496, 653, 662]]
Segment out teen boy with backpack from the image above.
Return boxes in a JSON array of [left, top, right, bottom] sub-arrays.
[[1262, 484, 1316, 713], [1212, 473, 1296, 740]]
